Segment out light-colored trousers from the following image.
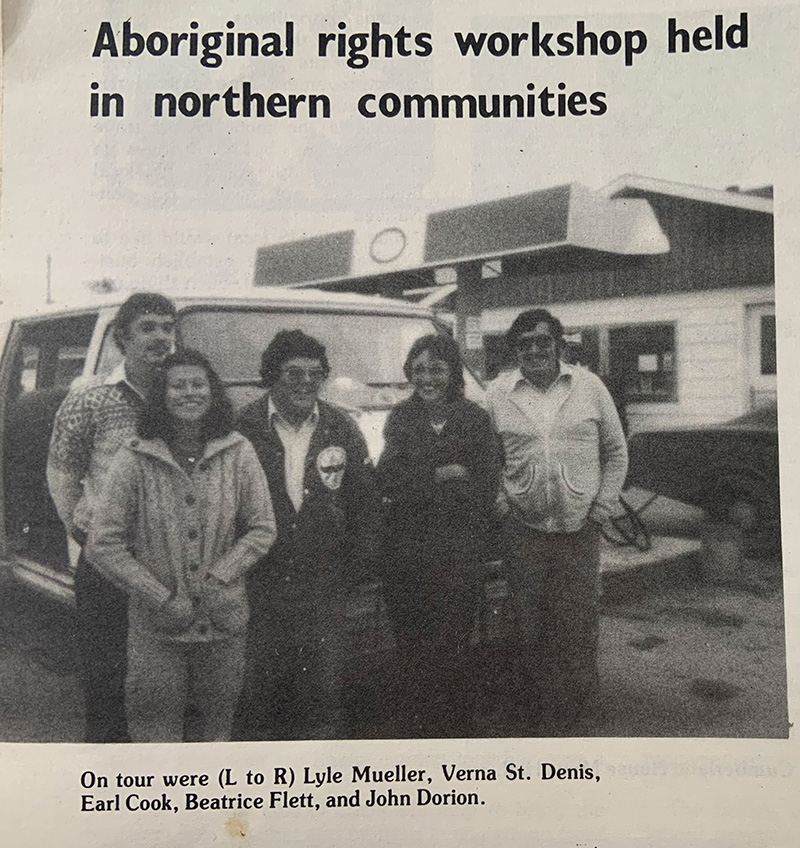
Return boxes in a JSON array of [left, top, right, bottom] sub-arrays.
[[126, 622, 245, 743]]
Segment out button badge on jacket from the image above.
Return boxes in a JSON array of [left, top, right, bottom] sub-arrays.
[[316, 446, 347, 491]]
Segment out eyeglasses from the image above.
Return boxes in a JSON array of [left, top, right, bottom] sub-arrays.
[[280, 366, 327, 384], [515, 333, 557, 351], [410, 364, 450, 378]]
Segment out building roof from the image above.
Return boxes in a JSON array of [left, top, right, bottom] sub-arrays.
[[257, 174, 774, 299], [600, 174, 773, 214]]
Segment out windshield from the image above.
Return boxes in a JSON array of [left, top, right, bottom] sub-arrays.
[[179, 307, 482, 408]]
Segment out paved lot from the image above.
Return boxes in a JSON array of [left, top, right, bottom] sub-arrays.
[[594, 555, 788, 738]]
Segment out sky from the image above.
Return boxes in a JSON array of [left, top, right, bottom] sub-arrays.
[[1, 0, 797, 312]]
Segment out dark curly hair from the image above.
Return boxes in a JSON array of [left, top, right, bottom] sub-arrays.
[[403, 333, 465, 400], [505, 308, 564, 350], [260, 329, 330, 387], [138, 349, 234, 442]]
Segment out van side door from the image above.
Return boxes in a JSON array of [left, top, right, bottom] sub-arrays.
[[0, 312, 98, 574]]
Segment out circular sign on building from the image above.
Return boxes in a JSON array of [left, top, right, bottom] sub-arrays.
[[369, 227, 407, 264]]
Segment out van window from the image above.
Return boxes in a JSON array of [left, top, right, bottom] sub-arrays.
[[183, 309, 431, 381], [8, 314, 98, 398], [94, 326, 122, 377], [3, 312, 98, 570], [19, 345, 40, 393]]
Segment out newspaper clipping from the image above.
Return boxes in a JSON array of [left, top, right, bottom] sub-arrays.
[[1, 0, 798, 844]]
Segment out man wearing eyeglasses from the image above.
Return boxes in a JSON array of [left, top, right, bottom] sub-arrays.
[[486, 309, 628, 734], [233, 329, 380, 740]]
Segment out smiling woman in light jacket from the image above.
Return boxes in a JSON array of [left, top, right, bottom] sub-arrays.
[[88, 349, 276, 743]]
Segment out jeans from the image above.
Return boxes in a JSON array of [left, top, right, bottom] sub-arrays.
[[125, 623, 245, 743], [235, 577, 349, 740], [383, 559, 478, 736]]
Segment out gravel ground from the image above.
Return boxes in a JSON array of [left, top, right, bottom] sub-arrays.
[[0, 541, 787, 742]]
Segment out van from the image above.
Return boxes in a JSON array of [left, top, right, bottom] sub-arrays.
[[0, 288, 480, 604]]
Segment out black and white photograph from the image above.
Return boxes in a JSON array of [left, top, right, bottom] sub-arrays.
[[0, 0, 798, 845], [0, 177, 787, 745]]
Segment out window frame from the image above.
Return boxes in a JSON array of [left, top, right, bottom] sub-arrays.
[[482, 320, 679, 404]]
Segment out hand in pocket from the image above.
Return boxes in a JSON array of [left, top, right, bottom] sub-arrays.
[[153, 593, 195, 635], [201, 575, 248, 634]]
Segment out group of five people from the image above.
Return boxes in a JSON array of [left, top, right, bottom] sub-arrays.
[[46, 293, 627, 743]]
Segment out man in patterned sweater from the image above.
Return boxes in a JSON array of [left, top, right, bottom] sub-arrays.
[[47, 293, 176, 743]]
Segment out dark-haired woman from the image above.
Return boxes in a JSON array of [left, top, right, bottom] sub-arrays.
[[377, 334, 501, 736], [88, 350, 276, 742]]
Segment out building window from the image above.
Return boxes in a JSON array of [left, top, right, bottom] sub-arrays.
[[481, 334, 512, 381], [562, 328, 600, 372], [760, 314, 777, 375], [608, 323, 676, 403], [483, 321, 677, 405]]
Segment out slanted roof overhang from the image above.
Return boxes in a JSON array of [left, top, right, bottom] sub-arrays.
[[255, 183, 670, 294]]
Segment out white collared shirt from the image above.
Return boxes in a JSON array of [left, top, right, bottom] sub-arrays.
[[509, 363, 574, 434], [107, 361, 145, 399], [268, 397, 319, 511]]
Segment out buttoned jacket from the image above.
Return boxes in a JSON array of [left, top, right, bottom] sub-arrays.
[[87, 431, 276, 641]]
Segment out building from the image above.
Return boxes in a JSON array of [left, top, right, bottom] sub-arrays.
[[254, 175, 775, 434]]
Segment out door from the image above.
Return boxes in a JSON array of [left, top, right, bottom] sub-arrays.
[[2, 313, 98, 570]]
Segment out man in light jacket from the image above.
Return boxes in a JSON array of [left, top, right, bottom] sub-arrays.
[[486, 308, 628, 733]]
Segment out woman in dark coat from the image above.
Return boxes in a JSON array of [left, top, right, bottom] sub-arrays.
[[377, 334, 500, 736]]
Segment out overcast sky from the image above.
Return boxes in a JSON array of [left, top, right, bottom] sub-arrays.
[[1, 0, 796, 311]]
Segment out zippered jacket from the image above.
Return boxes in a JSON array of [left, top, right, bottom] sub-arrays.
[[236, 396, 381, 591], [377, 395, 501, 565], [486, 365, 628, 533]]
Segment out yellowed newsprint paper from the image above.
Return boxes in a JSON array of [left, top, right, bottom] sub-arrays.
[[1, 0, 798, 844]]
